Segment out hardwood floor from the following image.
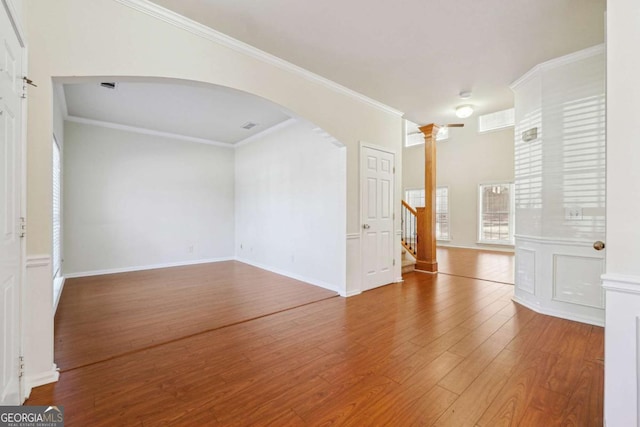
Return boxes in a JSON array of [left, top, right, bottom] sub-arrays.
[[53, 261, 338, 371], [437, 246, 515, 284], [27, 262, 602, 426]]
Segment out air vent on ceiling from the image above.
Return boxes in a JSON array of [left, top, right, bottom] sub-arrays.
[[241, 122, 259, 130], [100, 82, 117, 90]]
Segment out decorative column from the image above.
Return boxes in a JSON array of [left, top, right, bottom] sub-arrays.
[[416, 124, 439, 273]]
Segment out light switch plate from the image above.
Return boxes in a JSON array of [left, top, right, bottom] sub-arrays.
[[565, 206, 583, 220]]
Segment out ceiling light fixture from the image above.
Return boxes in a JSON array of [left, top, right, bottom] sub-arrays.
[[455, 105, 474, 118]]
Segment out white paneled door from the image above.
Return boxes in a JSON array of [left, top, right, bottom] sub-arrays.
[[0, 2, 23, 405], [361, 145, 395, 291]]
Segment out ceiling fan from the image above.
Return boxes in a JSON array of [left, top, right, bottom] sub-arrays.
[[407, 123, 464, 136]]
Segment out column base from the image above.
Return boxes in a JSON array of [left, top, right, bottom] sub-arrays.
[[415, 260, 438, 273]]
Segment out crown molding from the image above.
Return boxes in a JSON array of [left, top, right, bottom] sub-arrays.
[[511, 43, 605, 90], [234, 118, 298, 148], [112, 0, 403, 117], [66, 115, 234, 148]]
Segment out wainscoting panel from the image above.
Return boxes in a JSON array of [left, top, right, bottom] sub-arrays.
[[553, 254, 604, 308], [515, 248, 536, 295]]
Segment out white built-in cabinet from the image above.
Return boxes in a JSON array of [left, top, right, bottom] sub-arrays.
[[511, 45, 606, 326]]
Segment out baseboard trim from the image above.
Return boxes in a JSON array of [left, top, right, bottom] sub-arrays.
[[414, 269, 437, 275], [23, 364, 59, 401], [234, 257, 340, 295], [437, 243, 515, 253], [512, 295, 604, 327], [394, 276, 404, 283], [65, 257, 235, 278], [344, 290, 362, 297]]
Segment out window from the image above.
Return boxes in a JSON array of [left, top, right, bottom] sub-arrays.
[[478, 108, 515, 133], [435, 187, 450, 240], [52, 137, 62, 278], [405, 188, 424, 209], [478, 183, 514, 244], [405, 120, 449, 147], [404, 187, 450, 240]]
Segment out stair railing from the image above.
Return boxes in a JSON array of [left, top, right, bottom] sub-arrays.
[[401, 200, 418, 257]]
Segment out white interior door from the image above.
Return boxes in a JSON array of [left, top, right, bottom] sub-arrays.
[[0, 2, 23, 405], [361, 145, 395, 291]]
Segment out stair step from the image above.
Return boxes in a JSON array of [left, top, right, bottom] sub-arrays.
[[402, 262, 415, 274]]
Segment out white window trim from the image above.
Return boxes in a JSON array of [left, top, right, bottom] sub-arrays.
[[477, 182, 515, 246], [404, 186, 451, 241], [52, 135, 62, 278], [477, 108, 515, 134], [436, 185, 451, 242]]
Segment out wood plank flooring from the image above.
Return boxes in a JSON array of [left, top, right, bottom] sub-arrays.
[[437, 246, 515, 284], [27, 259, 602, 426], [53, 261, 338, 371]]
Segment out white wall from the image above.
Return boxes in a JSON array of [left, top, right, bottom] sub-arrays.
[[23, 0, 402, 394], [403, 121, 514, 249], [63, 121, 235, 275], [603, 0, 640, 425], [235, 120, 346, 293]]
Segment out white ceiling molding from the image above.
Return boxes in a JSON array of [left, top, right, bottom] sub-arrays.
[[511, 43, 605, 90], [66, 115, 233, 149], [112, 0, 403, 117], [234, 117, 298, 148]]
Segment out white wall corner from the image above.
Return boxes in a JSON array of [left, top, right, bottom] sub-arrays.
[[22, 364, 59, 401], [235, 257, 340, 295], [346, 233, 362, 296], [344, 290, 362, 297], [603, 278, 640, 427], [23, 257, 57, 400]]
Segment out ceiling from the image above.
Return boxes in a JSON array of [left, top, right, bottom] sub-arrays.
[[150, 0, 606, 124], [63, 81, 291, 145]]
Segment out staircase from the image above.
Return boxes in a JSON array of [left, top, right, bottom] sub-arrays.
[[401, 200, 418, 274], [401, 248, 416, 274]]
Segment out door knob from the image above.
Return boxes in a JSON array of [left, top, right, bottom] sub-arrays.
[[593, 241, 605, 251], [362, 224, 370, 229]]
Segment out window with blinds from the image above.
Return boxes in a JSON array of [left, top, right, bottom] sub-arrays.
[[559, 93, 605, 239], [478, 183, 514, 244], [52, 137, 62, 278], [404, 187, 450, 240], [478, 108, 515, 133], [513, 48, 605, 241]]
